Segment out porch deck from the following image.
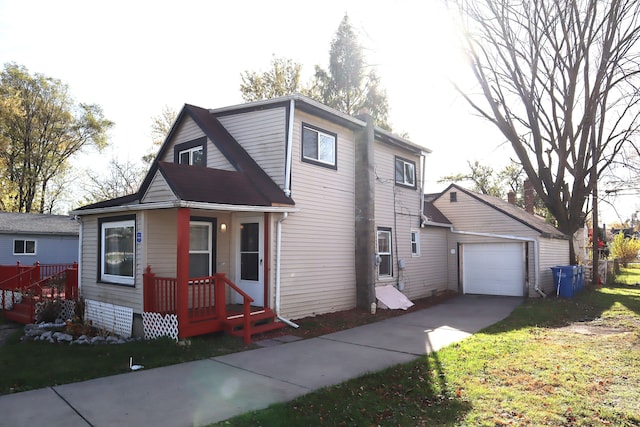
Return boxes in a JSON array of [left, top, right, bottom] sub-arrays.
[[0, 262, 78, 324], [143, 268, 284, 343]]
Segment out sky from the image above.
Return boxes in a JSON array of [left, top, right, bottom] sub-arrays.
[[0, 0, 636, 224]]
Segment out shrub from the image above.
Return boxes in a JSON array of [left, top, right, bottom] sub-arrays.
[[609, 232, 640, 266]]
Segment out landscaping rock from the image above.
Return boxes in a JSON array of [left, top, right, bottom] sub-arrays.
[[90, 336, 105, 344], [53, 332, 74, 342]]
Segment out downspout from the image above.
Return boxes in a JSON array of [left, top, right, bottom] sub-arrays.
[[419, 152, 426, 227], [76, 216, 82, 294], [450, 229, 546, 297], [284, 98, 295, 198], [275, 212, 299, 328]]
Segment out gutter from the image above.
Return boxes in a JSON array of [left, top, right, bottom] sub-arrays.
[[450, 229, 546, 297], [275, 212, 299, 328], [71, 200, 299, 216]]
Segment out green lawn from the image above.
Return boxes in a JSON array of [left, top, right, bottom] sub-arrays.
[[212, 270, 640, 426], [0, 332, 254, 395]]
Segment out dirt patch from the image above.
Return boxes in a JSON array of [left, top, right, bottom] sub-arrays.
[[255, 290, 458, 341], [559, 323, 632, 336]]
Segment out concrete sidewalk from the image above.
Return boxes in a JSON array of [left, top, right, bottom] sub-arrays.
[[0, 295, 522, 427]]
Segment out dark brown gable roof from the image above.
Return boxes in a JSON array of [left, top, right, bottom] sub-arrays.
[[436, 184, 567, 239], [139, 104, 292, 207], [157, 162, 285, 206], [74, 193, 139, 211], [422, 201, 451, 225], [75, 103, 295, 212]]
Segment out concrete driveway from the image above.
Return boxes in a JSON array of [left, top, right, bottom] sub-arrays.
[[0, 295, 522, 427]]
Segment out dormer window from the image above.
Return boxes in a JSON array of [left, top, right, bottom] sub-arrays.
[[174, 137, 207, 166], [179, 146, 204, 166]]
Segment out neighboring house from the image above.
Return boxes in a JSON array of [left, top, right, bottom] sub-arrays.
[[72, 95, 436, 339], [0, 212, 79, 266], [428, 184, 570, 297]]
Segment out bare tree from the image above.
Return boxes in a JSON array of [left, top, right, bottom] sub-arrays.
[[449, 0, 640, 264], [142, 105, 177, 164], [81, 157, 144, 205]]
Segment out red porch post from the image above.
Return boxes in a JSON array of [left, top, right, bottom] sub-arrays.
[[65, 262, 78, 301], [177, 207, 191, 339]]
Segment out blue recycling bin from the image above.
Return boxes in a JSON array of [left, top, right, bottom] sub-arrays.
[[551, 266, 577, 298]]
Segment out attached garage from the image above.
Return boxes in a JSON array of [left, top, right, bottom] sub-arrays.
[[462, 242, 525, 297]]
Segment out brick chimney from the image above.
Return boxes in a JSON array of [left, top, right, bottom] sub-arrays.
[[523, 179, 534, 214], [507, 191, 516, 205]]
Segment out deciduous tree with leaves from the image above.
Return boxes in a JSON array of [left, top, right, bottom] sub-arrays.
[[448, 0, 640, 265], [0, 63, 113, 213], [240, 56, 303, 103]]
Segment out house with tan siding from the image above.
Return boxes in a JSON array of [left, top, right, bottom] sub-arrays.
[[72, 95, 435, 341]]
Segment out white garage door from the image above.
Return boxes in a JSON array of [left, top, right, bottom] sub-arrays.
[[462, 242, 525, 296]]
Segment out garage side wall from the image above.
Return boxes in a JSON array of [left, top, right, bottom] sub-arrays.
[[537, 237, 570, 295]]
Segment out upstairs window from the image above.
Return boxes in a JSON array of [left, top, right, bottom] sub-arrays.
[[174, 137, 207, 166], [13, 239, 36, 255], [179, 146, 204, 166], [302, 123, 337, 169], [395, 157, 416, 188]]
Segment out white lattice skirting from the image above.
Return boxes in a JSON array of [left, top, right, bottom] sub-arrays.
[[85, 299, 133, 338], [2, 290, 22, 310], [142, 312, 179, 341], [34, 299, 76, 323]]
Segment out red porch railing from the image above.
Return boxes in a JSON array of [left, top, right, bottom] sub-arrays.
[[143, 267, 257, 343], [1, 262, 78, 324]]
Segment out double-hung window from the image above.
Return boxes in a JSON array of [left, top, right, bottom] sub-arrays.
[[377, 228, 393, 277], [189, 221, 212, 278], [13, 239, 36, 255], [302, 123, 337, 168], [100, 217, 135, 286], [395, 157, 416, 188], [411, 231, 420, 256]]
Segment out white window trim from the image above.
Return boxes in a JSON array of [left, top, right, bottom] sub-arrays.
[[377, 229, 393, 278], [189, 221, 212, 277], [101, 219, 135, 285], [179, 146, 204, 166], [411, 230, 420, 257], [395, 157, 416, 187], [13, 239, 37, 255], [302, 125, 336, 167]]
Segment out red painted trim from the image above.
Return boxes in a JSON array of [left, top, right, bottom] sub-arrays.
[[176, 207, 190, 339], [263, 212, 269, 308]]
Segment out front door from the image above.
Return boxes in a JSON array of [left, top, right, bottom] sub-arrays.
[[235, 216, 264, 306]]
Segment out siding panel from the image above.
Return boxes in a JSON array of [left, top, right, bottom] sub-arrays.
[[141, 172, 177, 204], [80, 213, 144, 313], [218, 108, 287, 188], [277, 110, 356, 319]]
